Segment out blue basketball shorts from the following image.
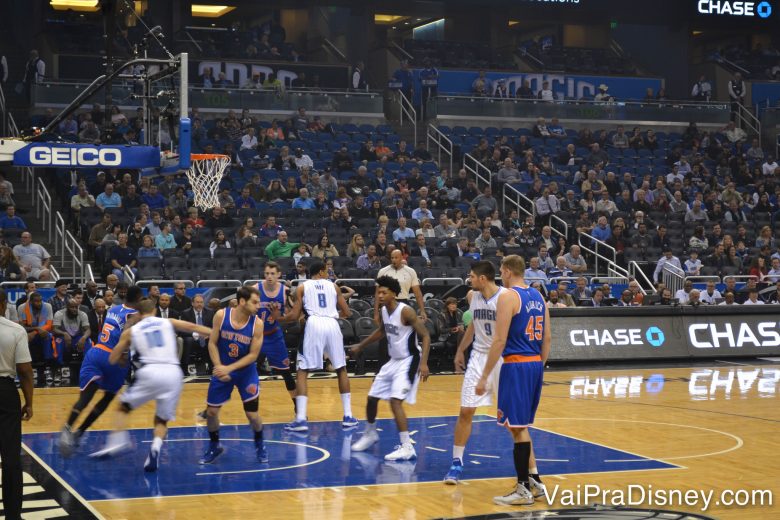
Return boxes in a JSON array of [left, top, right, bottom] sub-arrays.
[[206, 365, 260, 406], [261, 333, 290, 370], [496, 356, 543, 428], [79, 345, 129, 394]]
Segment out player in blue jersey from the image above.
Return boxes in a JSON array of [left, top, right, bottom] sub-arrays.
[[257, 262, 296, 414], [476, 255, 551, 506], [58, 285, 143, 457], [200, 286, 265, 465]]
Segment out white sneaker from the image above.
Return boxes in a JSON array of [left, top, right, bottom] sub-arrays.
[[493, 483, 534, 506], [89, 431, 131, 458], [529, 476, 547, 498], [351, 429, 379, 452], [384, 443, 416, 461]]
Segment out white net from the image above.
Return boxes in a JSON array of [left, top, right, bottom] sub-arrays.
[[185, 154, 231, 211]]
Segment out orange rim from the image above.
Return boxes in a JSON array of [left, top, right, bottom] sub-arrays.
[[190, 154, 230, 161]]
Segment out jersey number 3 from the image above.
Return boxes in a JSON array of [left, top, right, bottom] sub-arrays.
[[228, 343, 240, 358], [525, 316, 543, 341]]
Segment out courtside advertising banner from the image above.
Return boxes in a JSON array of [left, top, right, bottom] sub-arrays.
[[12, 143, 161, 169]]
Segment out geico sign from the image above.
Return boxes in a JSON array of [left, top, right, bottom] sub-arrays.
[[689, 321, 780, 349], [29, 146, 122, 167], [571, 328, 643, 347]]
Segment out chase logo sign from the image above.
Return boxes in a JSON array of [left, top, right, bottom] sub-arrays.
[[697, 0, 773, 17], [13, 144, 160, 169], [570, 327, 665, 348], [689, 321, 780, 349]]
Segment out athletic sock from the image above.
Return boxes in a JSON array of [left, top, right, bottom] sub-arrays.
[[209, 430, 220, 445], [453, 445, 465, 463], [513, 441, 531, 485], [151, 436, 163, 453], [365, 421, 377, 432], [399, 431, 411, 445], [292, 397, 297, 414], [340, 393, 352, 417], [529, 466, 541, 482], [66, 410, 80, 428], [295, 396, 308, 422], [254, 429, 264, 444]]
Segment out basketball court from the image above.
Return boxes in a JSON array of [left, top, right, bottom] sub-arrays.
[[15, 361, 780, 519]]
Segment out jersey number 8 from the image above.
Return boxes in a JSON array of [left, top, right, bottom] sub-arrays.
[[317, 293, 326, 308]]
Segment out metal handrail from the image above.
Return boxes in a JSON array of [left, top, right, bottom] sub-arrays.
[[196, 279, 242, 288], [463, 153, 493, 193], [502, 183, 536, 219], [685, 275, 721, 284], [135, 280, 195, 288], [40, 81, 384, 96], [628, 261, 653, 295], [736, 102, 761, 146], [35, 176, 53, 243], [592, 277, 630, 285], [391, 41, 414, 62], [426, 124, 453, 175], [434, 93, 729, 108], [550, 214, 569, 240], [662, 262, 685, 295], [578, 231, 618, 276], [86, 262, 95, 283], [122, 265, 135, 285], [323, 38, 347, 62], [397, 90, 417, 146]]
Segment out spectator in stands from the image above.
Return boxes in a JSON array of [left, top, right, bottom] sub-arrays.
[[496, 158, 521, 184], [699, 281, 722, 305], [594, 84, 613, 103], [563, 245, 587, 273], [727, 72, 746, 120], [412, 199, 433, 222], [675, 280, 694, 304], [311, 235, 339, 260], [0, 245, 21, 283], [434, 213, 458, 242], [546, 255, 571, 279], [169, 283, 192, 314], [392, 217, 416, 243], [743, 288, 764, 305], [571, 277, 592, 302], [110, 232, 137, 281], [0, 206, 25, 230], [722, 121, 747, 144], [472, 70, 490, 96], [48, 279, 70, 315], [474, 228, 496, 254], [762, 156, 778, 176], [748, 256, 769, 283], [87, 213, 112, 249], [471, 186, 498, 217], [515, 80, 533, 99], [537, 81, 554, 102], [265, 231, 301, 260], [155, 223, 177, 251], [611, 126, 629, 149], [204, 207, 232, 234], [591, 216, 612, 243], [586, 143, 608, 166], [691, 75, 712, 101], [523, 257, 548, 283], [209, 229, 231, 258], [14, 232, 51, 281], [595, 191, 617, 216], [96, 183, 121, 210], [724, 200, 747, 223], [684, 250, 702, 276], [767, 281, 780, 304], [717, 291, 736, 306], [137, 234, 160, 259], [685, 200, 709, 223], [233, 187, 257, 211], [689, 225, 708, 253], [767, 258, 780, 282], [357, 244, 382, 271], [653, 247, 682, 283]]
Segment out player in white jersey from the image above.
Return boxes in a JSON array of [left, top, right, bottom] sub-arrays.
[[443, 261, 545, 496], [349, 276, 430, 461], [277, 260, 357, 432], [90, 299, 212, 472]]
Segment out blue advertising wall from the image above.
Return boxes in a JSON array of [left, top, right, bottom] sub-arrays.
[[752, 81, 780, 110], [412, 69, 663, 103]]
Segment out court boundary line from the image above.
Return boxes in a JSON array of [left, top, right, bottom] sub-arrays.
[[535, 417, 743, 462], [88, 466, 683, 503], [21, 442, 107, 519]]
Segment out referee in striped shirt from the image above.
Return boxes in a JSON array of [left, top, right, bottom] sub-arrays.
[[0, 288, 34, 520]]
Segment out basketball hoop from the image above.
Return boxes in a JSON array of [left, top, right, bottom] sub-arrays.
[[186, 154, 231, 211]]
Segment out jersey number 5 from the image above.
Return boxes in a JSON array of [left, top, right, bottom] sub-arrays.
[[99, 323, 114, 344], [525, 316, 543, 341]]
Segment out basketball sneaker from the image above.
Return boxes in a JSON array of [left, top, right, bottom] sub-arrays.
[[351, 429, 379, 451], [384, 443, 416, 461], [44, 367, 53, 384], [53, 368, 61, 385], [199, 444, 224, 464], [493, 482, 534, 506], [529, 476, 547, 498], [90, 431, 131, 459], [144, 449, 159, 472], [196, 409, 208, 420], [58, 426, 76, 457], [342, 416, 359, 428], [443, 458, 464, 484], [256, 444, 269, 463], [284, 419, 309, 432]]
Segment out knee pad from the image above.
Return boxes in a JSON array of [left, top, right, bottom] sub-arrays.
[[243, 398, 259, 413], [279, 370, 296, 391]]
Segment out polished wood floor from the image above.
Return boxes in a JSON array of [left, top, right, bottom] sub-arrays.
[[25, 363, 780, 519]]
